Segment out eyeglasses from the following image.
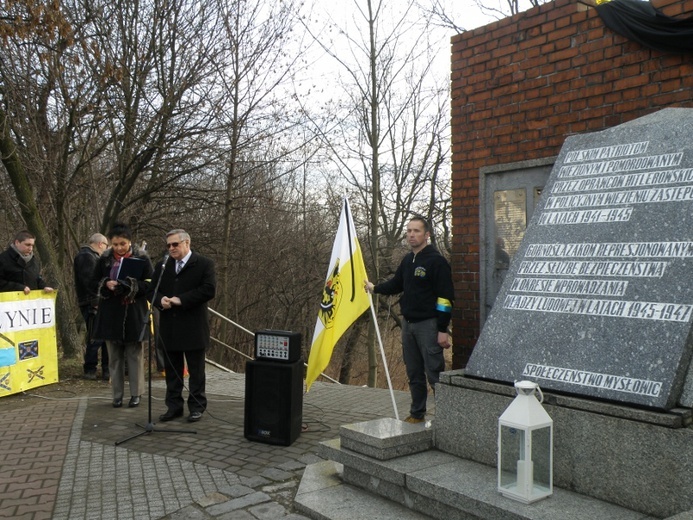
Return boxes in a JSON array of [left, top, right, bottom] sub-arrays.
[[166, 240, 187, 249]]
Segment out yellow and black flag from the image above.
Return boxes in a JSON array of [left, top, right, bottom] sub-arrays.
[[305, 198, 370, 391]]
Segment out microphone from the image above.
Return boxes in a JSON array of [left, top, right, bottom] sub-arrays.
[[157, 253, 170, 280]]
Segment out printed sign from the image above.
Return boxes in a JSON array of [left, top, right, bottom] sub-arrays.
[[0, 291, 58, 397]]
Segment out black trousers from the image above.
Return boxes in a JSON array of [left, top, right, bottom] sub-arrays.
[[80, 306, 108, 373], [163, 348, 207, 414]]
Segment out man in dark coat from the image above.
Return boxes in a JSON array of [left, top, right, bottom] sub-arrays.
[[149, 229, 216, 423], [73, 233, 110, 379], [0, 230, 54, 294]]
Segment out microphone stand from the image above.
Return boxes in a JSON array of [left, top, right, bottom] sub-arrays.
[[116, 255, 196, 445]]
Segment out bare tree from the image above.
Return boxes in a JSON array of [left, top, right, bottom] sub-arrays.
[[1, 0, 446, 380], [0, 0, 81, 355], [213, 0, 316, 320], [300, 0, 452, 387], [74, 0, 230, 233], [0, 0, 251, 356], [418, 0, 551, 33]]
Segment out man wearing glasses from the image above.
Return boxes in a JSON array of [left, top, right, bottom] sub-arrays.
[[73, 233, 110, 380], [149, 229, 216, 423]]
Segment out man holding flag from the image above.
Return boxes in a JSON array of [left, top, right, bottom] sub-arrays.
[[305, 198, 370, 392], [365, 216, 454, 424]]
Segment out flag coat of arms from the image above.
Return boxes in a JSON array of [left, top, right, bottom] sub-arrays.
[[305, 198, 370, 391]]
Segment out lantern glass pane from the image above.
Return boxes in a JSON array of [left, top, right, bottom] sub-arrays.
[[499, 425, 524, 489], [531, 426, 552, 493]]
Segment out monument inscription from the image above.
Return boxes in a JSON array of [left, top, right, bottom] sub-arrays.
[[466, 109, 693, 409]]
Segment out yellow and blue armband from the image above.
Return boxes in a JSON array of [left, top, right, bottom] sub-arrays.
[[436, 297, 452, 313]]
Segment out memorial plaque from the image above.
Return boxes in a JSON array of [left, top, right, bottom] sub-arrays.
[[466, 108, 693, 409]]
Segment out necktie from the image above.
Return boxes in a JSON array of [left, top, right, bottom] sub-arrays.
[[176, 260, 184, 274]]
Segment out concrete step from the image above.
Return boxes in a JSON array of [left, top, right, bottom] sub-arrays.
[[294, 460, 434, 520], [296, 433, 657, 520], [339, 417, 433, 460]]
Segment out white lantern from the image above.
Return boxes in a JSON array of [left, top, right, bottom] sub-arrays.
[[497, 380, 553, 504]]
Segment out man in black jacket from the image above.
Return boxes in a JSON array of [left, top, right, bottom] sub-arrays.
[[73, 233, 109, 380], [149, 229, 216, 423], [0, 230, 54, 294], [365, 216, 454, 424]]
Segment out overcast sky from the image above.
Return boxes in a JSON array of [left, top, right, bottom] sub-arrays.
[[302, 0, 534, 88]]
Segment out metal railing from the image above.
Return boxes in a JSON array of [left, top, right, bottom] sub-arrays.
[[207, 307, 340, 385]]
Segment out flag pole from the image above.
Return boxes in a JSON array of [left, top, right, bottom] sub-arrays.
[[368, 293, 400, 421]]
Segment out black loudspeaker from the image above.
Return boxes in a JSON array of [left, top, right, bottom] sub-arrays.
[[244, 359, 303, 446]]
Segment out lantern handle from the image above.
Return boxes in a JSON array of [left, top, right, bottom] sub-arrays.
[[536, 385, 544, 403]]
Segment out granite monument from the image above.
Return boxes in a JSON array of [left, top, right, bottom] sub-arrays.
[[466, 108, 693, 409]]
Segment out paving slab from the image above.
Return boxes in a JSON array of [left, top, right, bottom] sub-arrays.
[[0, 364, 411, 519]]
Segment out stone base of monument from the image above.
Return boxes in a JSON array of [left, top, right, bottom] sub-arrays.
[[295, 371, 693, 520], [436, 370, 693, 519]]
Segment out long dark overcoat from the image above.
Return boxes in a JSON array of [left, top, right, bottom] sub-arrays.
[[73, 246, 100, 307], [149, 252, 216, 352], [92, 247, 153, 342]]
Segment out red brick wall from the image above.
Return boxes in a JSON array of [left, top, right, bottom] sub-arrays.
[[451, 0, 693, 368]]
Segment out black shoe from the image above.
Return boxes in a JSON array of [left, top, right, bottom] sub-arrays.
[[112, 399, 123, 408], [159, 410, 183, 422], [102, 370, 110, 381], [84, 372, 97, 380], [128, 396, 140, 408], [187, 411, 203, 422]]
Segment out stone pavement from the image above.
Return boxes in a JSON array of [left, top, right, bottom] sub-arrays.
[[0, 365, 413, 519]]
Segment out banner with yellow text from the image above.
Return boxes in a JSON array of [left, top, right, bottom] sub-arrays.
[[0, 291, 59, 397], [306, 198, 370, 391]]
